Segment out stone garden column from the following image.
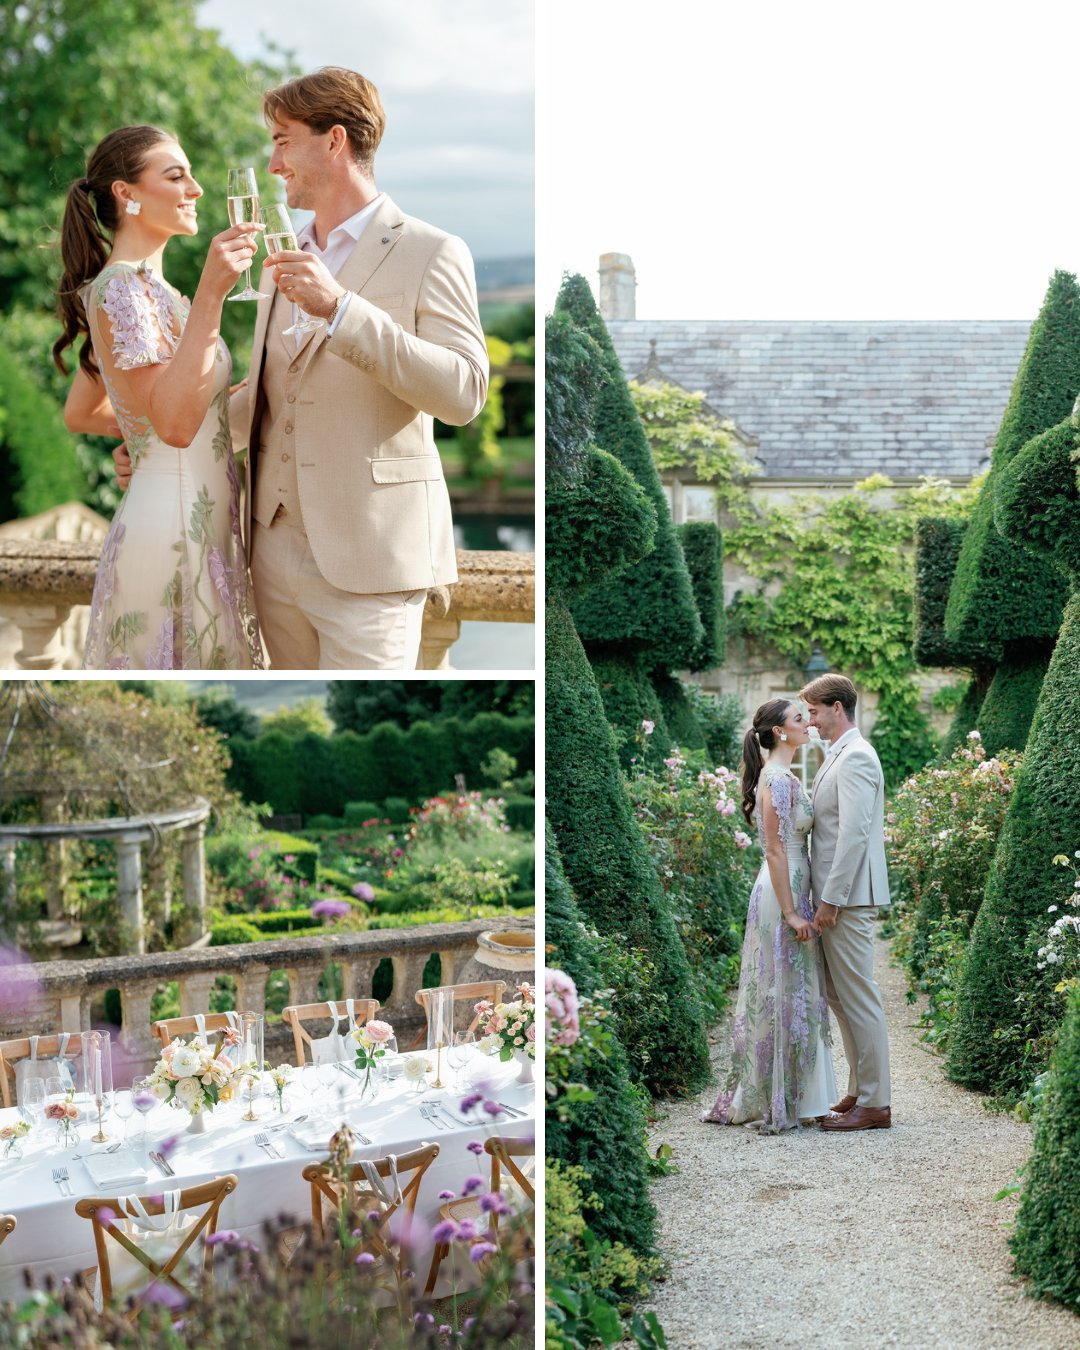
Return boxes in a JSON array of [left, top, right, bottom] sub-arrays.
[[115, 835, 145, 955], [179, 971, 218, 1018], [181, 820, 207, 943], [1, 844, 16, 924], [235, 962, 271, 1019]]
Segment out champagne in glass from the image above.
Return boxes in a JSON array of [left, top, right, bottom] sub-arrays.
[[261, 202, 320, 335], [226, 167, 269, 301]]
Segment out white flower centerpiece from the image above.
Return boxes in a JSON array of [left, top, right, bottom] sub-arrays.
[[474, 982, 537, 1082], [148, 1037, 241, 1134]]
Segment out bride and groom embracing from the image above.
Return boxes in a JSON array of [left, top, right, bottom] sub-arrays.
[[54, 66, 488, 672], [703, 673, 892, 1134]]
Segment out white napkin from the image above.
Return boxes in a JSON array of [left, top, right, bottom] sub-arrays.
[[83, 1149, 149, 1190], [289, 1121, 335, 1153]]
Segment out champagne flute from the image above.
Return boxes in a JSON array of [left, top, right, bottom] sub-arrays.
[[226, 167, 269, 301], [261, 202, 320, 335]]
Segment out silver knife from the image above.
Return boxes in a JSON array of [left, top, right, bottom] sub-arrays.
[[150, 1151, 175, 1177], [496, 1101, 527, 1119]]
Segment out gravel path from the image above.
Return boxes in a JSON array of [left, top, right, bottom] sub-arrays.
[[636, 936, 1080, 1349]]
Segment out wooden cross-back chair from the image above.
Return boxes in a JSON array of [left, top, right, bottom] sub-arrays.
[[0, 1215, 15, 1249], [408, 980, 507, 1050], [281, 999, 381, 1067], [0, 1033, 83, 1109], [151, 1012, 246, 1052], [74, 1175, 237, 1322], [424, 1135, 535, 1294], [303, 1142, 440, 1265]]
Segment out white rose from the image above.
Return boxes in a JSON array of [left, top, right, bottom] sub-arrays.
[[171, 1045, 202, 1079], [174, 1076, 204, 1110], [477, 1034, 502, 1056]]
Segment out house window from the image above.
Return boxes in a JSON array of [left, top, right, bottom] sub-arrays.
[[682, 487, 717, 524]]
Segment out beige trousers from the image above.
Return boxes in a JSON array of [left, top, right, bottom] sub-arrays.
[[251, 518, 426, 670], [820, 906, 891, 1108]]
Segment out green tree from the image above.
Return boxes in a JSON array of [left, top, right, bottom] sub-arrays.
[[261, 697, 332, 740], [191, 686, 261, 743]]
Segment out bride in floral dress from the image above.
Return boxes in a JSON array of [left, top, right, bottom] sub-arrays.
[[54, 125, 263, 669], [703, 698, 837, 1131]]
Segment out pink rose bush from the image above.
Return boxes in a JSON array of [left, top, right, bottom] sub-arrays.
[[544, 968, 580, 1048], [474, 982, 536, 1061], [148, 1037, 241, 1117]]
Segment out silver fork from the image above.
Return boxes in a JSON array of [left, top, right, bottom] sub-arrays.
[[52, 1166, 72, 1196], [419, 1102, 450, 1132], [254, 1132, 282, 1159]]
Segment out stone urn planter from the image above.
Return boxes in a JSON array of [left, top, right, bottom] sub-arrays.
[[457, 928, 535, 987]]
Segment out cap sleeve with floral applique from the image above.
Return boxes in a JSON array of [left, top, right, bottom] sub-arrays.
[[758, 763, 799, 848], [91, 263, 182, 371]]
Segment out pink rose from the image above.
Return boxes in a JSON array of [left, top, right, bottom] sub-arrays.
[[364, 1020, 394, 1044]]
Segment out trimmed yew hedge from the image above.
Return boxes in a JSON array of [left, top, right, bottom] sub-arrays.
[[936, 675, 990, 761], [913, 517, 999, 668], [975, 652, 1048, 757], [945, 270, 1079, 651], [544, 828, 658, 1256], [677, 521, 726, 672], [1011, 986, 1080, 1314], [589, 648, 672, 768], [652, 671, 707, 752], [948, 411, 1080, 1095], [555, 274, 703, 670], [546, 598, 711, 1095]]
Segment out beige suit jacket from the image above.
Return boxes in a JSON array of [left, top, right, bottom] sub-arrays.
[[809, 731, 891, 908], [234, 194, 488, 594]]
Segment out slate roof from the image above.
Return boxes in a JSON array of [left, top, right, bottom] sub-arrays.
[[607, 320, 1032, 481]]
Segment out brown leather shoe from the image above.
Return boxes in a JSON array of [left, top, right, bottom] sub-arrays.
[[815, 1094, 857, 1122], [820, 1105, 891, 1131]]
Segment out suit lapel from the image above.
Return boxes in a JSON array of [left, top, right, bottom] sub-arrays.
[[811, 740, 850, 803]]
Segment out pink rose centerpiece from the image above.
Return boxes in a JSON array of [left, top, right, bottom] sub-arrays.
[[45, 1092, 81, 1148], [148, 1036, 241, 1133], [474, 982, 536, 1082], [351, 1018, 396, 1097], [0, 1118, 29, 1160]]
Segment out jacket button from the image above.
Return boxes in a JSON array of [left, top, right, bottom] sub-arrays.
[[289, 362, 299, 373], [287, 394, 296, 404], [281, 453, 289, 462], [285, 424, 293, 434]]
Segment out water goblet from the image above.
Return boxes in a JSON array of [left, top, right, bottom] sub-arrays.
[[110, 1088, 135, 1143], [132, 1076, 158, 1145]]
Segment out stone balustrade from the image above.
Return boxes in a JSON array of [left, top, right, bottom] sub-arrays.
[[1, 916, 534, 1075], [0, 528, 534, 671]]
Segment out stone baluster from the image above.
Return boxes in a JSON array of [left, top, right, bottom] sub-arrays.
[[58, 990, 87, 1034], [339, 953, 384, 1004], [118, 979, 161, 1063], [235, 963, 271, 1019], [8, 602, 73, 670], [0, 844, 16, 925], [286, 962, 325, 1007], [386, 950, 432, 1025], [178, 971, 219, 1018]]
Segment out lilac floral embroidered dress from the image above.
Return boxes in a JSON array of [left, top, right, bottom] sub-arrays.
[[80, 262, 262, 669], [703, 762, 836, 1131]]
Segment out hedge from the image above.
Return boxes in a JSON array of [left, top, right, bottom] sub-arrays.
[[546, 445, 656, 597], [343, 801, 382, 825], [546, 596, 711, 1095], [677, 521, 726, 672], [1010, 986, 1080, 1313], [945, 270, 1079, 650], [651, 671, 707, 752], [259, 832, 319, 885], [544, 826, 657, 1257], [588, 649, 672, 769], [948, 410, 1080, 1094], [937, 675, 990, 761], [974, 651, 1047, 757], [0, 345, 87, 520], [913, 517, 999, 669], [555, 274, 703, 669], [503, 796, 536, 832]]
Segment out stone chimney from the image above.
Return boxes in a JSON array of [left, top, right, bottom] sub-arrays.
[[598, 253, 636, 321]]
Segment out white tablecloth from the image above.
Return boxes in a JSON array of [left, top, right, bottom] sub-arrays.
[[0, 1050, 536, 1303]]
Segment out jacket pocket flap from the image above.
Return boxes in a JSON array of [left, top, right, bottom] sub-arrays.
[[370, 456, 443, 484]]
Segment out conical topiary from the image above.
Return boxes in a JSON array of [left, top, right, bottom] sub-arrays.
[[555, 274, 703, 670], [948, 414, 1080, 1094], [945, 270, 1079, 652], [677, 521, 726, 673]]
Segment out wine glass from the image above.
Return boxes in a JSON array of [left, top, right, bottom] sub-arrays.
[[261, 202, 320, 335], [110, 1087, 135, 1143], [20, 1077, 46, 1129], [226, 167, 269, 301], [132, 1076, 158, 1144], [447, 1030, 475, 1085]]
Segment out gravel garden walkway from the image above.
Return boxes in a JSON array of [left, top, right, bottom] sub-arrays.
[[638, 936, 1080, 1349]]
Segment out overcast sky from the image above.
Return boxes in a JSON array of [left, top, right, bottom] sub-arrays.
[[197, 0, 533, 262], [537, 0, 1080, 321]]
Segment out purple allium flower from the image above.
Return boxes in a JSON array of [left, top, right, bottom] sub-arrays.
[[483, 1100, 502, 1118], [312, 898, 351, 921], [460, 1092, 483, 1113], [351, 882, 376, 902], [204, 1230, 239, 1247]]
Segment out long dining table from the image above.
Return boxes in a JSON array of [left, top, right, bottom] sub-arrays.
[[0, 1048, 536, 1304]]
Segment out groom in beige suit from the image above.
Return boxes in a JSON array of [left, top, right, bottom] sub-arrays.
[[801, 673, 892, 1131], [237, 67, 488, 669]]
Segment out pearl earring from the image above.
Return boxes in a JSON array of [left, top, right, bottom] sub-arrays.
[[125, 200, 142, 216], [779, 733, 788, 742]]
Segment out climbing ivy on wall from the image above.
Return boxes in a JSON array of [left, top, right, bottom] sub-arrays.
[[725, 475, 979, 786], [628, 380, 758, 509]]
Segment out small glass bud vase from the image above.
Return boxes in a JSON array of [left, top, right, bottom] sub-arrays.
[[55, 1120, 80, 1149], [2, 1137, 23, 1162], [275, 1090, 288, 1115]]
